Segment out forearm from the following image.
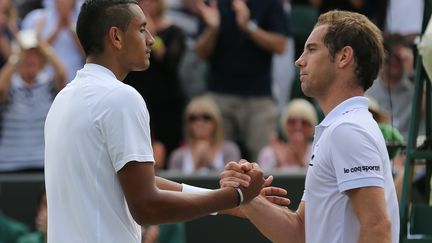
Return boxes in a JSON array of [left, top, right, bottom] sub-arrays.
[[249, 29, 286, 54], [44, 47, 66, 90], [196, 27, 218, 60], [46, 25, 62, 45], [0, 56, 18, 102], [358, 223, 391, 243], [155, 176, 182, 191], [241, 196, 304, 243], [0, 36, 11, 59], [132, 187, 239, 225]]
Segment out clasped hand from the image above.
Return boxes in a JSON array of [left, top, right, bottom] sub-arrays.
[[220, 160, 291, 206]]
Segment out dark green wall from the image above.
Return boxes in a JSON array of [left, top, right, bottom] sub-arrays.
[[0, 171, 305, 243]]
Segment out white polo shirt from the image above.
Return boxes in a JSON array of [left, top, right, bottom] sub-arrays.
[[45, 64, 155, 243], [303, 96, 399, 243]]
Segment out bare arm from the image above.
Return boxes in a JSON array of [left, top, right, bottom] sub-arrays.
[[248, 29, 286, 54], [155, 176, 182, 191], [118, 162, 264, 225], [232, 0, 286, 54], [0, 54, 19, 103], [242, 198, 305, 243], [347, 187, 392, 243], [195, 0, 220, 60], [39, 41, 66, 91]]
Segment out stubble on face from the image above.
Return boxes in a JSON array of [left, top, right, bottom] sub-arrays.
[[298, 25, 335, 100]]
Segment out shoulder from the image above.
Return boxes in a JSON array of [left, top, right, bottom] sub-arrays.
[[103, 84, 144, 106]]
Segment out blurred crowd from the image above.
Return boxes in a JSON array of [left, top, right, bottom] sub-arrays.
[[0, 0, 426, 242]]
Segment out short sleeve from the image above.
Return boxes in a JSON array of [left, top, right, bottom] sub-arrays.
[[100, 86, 154, 172], [330, 123, 385, 192]]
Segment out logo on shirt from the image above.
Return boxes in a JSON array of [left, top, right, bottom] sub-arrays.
[[309, 154, 315, 166], [343, 165, 380, 174]]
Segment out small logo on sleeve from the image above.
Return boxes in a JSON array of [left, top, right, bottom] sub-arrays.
[[343, 165, 380, 174]]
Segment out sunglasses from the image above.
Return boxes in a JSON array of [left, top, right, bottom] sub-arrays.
[[188, 113, 213, 122], [287, 118, 311, 127]]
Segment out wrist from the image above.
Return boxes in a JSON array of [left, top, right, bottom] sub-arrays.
[[235, 187, 244, 207], [8, 54, 19, 65], [246, 20, 258, 35]]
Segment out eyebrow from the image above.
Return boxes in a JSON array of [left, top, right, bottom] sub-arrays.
[[305, 43, 318, 49]]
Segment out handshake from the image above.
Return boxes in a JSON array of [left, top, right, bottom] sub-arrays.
[[219, 160, 290, 207]]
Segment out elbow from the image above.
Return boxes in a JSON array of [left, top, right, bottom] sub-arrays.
[[362, 217, 392, 241], [128, 197, 168, 225], [196, 49, 209, 61], [274, 41, 287, 55]]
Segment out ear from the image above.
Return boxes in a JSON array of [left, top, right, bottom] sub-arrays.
[[107, 26, 123, 50], [337, 46, 354, 69]]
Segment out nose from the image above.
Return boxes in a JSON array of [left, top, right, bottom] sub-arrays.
[[295, 53, 305, 68], [146, 29, 155, 47]]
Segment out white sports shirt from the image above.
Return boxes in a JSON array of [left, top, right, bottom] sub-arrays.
[[303, 97, 399, 243], [45, 64, 155, 243]]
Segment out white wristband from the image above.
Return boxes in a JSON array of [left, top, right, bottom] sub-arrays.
[[181, 183, 212, 193], [235, 187, 244, 206], [247, 20, 258, 34], [181, 183, 217, 215]]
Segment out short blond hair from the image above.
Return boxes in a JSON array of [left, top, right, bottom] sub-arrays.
[[280, 99, 317, 138], [184, 96, 224, 145]]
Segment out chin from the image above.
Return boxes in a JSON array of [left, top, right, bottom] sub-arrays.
[[132, 63, 150, 72]]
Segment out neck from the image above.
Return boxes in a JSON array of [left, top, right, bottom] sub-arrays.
[[86, 56, 128, 81], [21, 75, 36, 86], [318, 83, 363, 116]]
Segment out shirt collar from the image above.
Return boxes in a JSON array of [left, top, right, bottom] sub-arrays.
[[318, 96, 369, 127], [80, 63, 118, 82]]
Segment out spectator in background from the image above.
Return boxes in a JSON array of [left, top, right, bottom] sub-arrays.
[[0, 0, 19, 68], [385, 0, 424, 42], [124, 0, 187, 163], [165, 0, 208, 99], [196, 0, 289, 161], [271, 0, 296, 113], [169, 96, 240, 174], [0, 32, 66, 172], [14, 0, 43, 20], [152, 136, 167, 170], [367, 96, 405, 167], [258, 98, 317, 171], [365, 33, 416, 141], [21, 0, 84, 82], [141, 223, 186, 243], [319, 0, 388, 31]]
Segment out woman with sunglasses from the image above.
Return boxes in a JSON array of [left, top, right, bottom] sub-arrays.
[[168, 96, 240, 174], [258, 98, 318, 171]]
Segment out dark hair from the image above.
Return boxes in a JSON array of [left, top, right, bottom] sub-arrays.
[[383, 33, 411, 59], [76, 0, 139, 56], [316, 10, 384, 91]]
